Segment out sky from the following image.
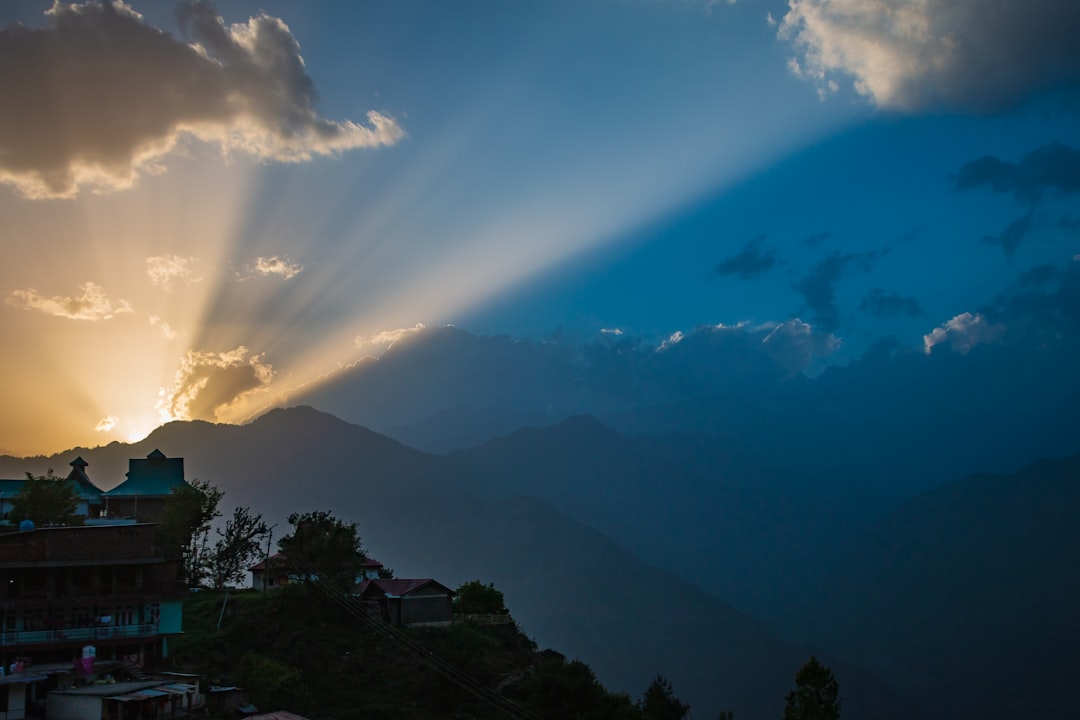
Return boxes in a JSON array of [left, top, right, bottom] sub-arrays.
[[1, 0, 1079, 456]]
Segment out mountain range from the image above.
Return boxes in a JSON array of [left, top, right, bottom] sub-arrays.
[[4, 404, 1077, 719]]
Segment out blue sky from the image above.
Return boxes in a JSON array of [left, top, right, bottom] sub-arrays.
[[0, 0, 1078, 453]]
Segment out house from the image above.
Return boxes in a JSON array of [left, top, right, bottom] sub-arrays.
[[102, 451, 188, 523], [249, 553, 385, 592], [354, 579, 455, 627], [0, 458, 104, 524], [0, 523, 185, 719], [46, 678, 197, 720]]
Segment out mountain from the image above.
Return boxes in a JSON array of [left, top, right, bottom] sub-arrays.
[[446, 414, 895, 632], [809, 454, 1080, 720], [7, 406, 912, 720], [290, 325, 1080, 497]]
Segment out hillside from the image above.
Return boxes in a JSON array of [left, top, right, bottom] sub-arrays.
[[172, 586, 645, 720], [807, 454, 1080, 720]]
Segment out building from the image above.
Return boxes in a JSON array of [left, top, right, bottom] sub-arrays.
[[0, 458, 104, 524], [0, 450, 193, 719], [0, 523, 185, 718], [249, 553, 385, 592], [355, 579, 455, 627], [102, 451, 188, 523]]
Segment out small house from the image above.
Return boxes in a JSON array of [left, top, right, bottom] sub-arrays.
[[354, 579, 455, 627]]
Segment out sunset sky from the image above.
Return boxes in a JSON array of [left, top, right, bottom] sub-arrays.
[[1, 0, 1079, 456]]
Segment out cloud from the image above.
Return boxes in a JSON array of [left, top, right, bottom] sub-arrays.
[[656, 330, 685, 352], [6, 281, 133, 320], [1018, 264, 1060, 287], [860, 288, 924, 317], [355, 323, 428, 350], [982, 213, 1035, 259], [158, 345, 273, 421], [251, 256, 303, 279], [801, 231, 831, 248], [95, 416, 118, 432], [0, 0, 404, 199], [146, 254, 200, 289], [716, 235, 779, 279], [149, 314, 178, 340], [793, 250, 878, 331], [759, 318, 841, 373], [923, 312, 1006, 354], [954, 143, 1080, 205], [778, 0, 1080, 113], [600, 328, 624, 336]]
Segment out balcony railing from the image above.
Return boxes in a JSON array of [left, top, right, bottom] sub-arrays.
[[0, 623, 159, 646]]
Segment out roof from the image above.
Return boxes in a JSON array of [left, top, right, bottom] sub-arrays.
[[0, 465, 102, 503], [106, 450, 187, 497], [66, 456, 103, 498], [355, 578, 455, 598]]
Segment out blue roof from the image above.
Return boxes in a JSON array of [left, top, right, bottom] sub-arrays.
[[105, 450, 187, 497]]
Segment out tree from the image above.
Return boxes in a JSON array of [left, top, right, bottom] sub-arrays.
[[453, 580, 510, 615], [160, 479, 222, 586], [206, 506, 269, 590], [783, 656, 841, 720], [9, 470, 84, 526], [639, 674, 690, 720], [277, 510, 365, 589]]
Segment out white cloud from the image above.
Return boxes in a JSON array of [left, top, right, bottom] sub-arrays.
[[95, 416, 118, 432], [252, 256, 303, 279], [778, 0, 1080, 112], [0, 0, 404, 199], [657, 330, 685, 351], [600, 328, 624, 336], [355, 323, 428, 349], [146, 254, 200, 290], [158, 346, 273, 422], [149, 314, 178, 340], [6, 282, 133, 320], [923, 312, 1006, 354], [759, 318, 841, 372]]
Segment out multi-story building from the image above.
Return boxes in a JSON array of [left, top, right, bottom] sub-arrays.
[[0, 451, 190, 719]]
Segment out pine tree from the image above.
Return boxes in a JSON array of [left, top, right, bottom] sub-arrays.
[[783, 656, 841, 720]]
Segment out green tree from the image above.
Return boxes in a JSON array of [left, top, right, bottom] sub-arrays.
[[9, 470, 84, 526], [783, 656, 841, 720], [160, 478, 222, 586], [277, 510, 365, 589], [639, 674, 690, 720], [206, 506, 269, 590], [453, 580, 510, 615], [236, 653, 314, 716]]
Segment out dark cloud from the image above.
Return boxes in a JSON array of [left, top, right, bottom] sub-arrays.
[[0, 0, 402, 198], [715, 236, 778, 279], [954, 143, 1080, 204], [982, 212, 1035, 258], [1059, 216, 1080, 231], [859, 288, 924, 318], [793, 251, 879, 331], [779, 0, 1080, 113], [801, 232, 831, 249], [1018, 264, 1061, 287]]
